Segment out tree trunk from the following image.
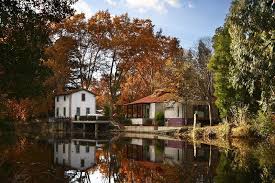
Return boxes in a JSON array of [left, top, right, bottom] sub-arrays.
[[184, 99, 188, 125], [193, 112, 197, 138], [208, 103, 212, 126]]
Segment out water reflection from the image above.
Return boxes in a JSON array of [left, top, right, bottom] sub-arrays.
[[0, 132, 274, 182], [52, 133, 110, 182], [103, 138, 220, 183], [52, 134, 220, 182]]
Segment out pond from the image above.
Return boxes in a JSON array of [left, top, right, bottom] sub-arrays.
[[0, 132, 274, 183]]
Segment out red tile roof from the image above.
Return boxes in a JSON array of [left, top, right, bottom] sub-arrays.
[[55, 88, 96, 96], [127, 91, 181, 105]]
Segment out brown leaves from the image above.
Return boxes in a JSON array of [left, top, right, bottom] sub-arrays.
[[44, 36, 77, 92], [45, 10, 181, 112]]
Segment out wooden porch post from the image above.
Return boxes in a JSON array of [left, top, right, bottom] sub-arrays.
[[126, 105, 129, 118], [141, 104, 143, 118], [137, 104, 139, 118]]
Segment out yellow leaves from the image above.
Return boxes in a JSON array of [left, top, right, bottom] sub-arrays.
[[165, 58, 173, 67]]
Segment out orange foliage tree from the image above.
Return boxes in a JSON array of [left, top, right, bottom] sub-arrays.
[[47, 11, 182, 116]]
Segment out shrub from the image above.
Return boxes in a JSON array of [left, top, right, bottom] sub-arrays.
[[231, 124, 253, 137], [193, 127, 204, 139], [218, 122, 230, 138], [230, 105, 250, 126], [155, 112, 165, 126], [253, 111, 275, 138], [155, 140, 165, 155], [144, 118, 153, 126], [103, 104, 110, 117], [120, 118, 131, 125]]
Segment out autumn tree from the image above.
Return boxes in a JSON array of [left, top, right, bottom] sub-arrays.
[[175, 49, 201, 124], [90, 12, 181, 115], [49, 13, 110, 90], [194, 38, 215, 125], [47, 10, 180, 117], [174, 39, 216, 125], [45, 36, 78, 93]]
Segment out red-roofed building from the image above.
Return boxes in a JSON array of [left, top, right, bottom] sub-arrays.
[[124, 90, 215, 126]]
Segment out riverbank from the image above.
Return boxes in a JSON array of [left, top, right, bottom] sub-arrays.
[[172, 124, 275, 145], [121, 125, 187, 134], [2, 119, 274, 147], [118, 123, 275, 147]]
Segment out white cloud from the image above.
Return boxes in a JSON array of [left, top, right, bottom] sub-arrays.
[[187, 1, 194, 8], [73, 0, 93, 18], [124, 0, 181, 14], [165, 0, 180, 7], [105, 0, 118, 7]]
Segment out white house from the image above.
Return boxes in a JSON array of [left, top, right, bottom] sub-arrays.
[[55, 89, 96, 118], [124, 90, 214, 126]]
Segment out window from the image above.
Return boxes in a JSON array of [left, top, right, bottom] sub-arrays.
[[81, 93, 85, 101], [86, 145, 89, 153], [63, 107, 66, 117], [64, 95, 66, 101], [57, 96, 59, 102], [193, 105, 209, 118], [63, 144, 65, 153], [81, 159, 85, 167], [56, 108, 59, 117], [76, 107, 80, 116], [56, 143, 58, 152], [75, 144, 80, 153], [86, 108, 90, 115]]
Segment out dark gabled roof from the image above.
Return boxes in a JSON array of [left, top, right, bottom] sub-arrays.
[[55, 88, 96, 96]]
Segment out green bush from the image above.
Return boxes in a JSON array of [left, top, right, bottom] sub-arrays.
[[120, 118, 131, 125], [230, 106, 250, 126], [103, 104, 110, 117], [155, 140, 165, 155], [155, 112, 165, 126], [218, 122, 230, 138], [253, 111, 275, 138], [144, 118, 153, 126]]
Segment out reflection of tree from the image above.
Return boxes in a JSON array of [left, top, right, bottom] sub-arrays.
[[214, 151, 265, 183], [96, 142, 166, 182], [96, 140, 221, 183], [0, 136, 67, 182]]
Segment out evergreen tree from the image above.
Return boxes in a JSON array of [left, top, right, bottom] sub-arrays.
[[211, 0, 275, 117], [0, 0, 75, 99]]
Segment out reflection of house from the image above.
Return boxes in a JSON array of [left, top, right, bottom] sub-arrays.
[[54, 140, 96, 170], [54, 89, 96, 118], [164, 140, 218, 163], [164, 140, 220, 182], [124, 90, 214, 126], [125, 139, 163, 163], [123, 138, 219, 182]]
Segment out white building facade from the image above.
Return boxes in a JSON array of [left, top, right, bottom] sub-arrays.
[[55, 89, 96, 118]]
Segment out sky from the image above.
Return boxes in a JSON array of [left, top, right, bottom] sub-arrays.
[[73, 0, 232, 49]]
